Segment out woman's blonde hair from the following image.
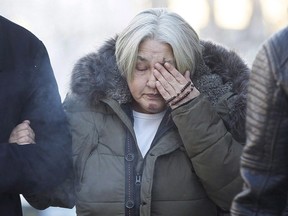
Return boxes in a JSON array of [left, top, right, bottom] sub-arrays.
[[115, 8, 202, 81]]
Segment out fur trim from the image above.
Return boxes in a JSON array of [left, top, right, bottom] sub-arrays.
[[71, 38, 131, 104], [70, 37, 249, 142]]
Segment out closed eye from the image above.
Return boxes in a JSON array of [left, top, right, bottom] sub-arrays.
[[136, 67, 148, 71]]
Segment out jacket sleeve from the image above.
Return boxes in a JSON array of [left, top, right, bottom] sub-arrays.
[[23, 169, 75, 209], [172, 94, 244, 211], [0, 40, 72, 195]]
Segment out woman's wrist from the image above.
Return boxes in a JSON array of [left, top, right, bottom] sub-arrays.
[[166, 82, 199, 109]]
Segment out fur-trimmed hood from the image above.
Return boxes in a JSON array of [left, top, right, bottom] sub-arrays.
[[69, 37, 250, 141]]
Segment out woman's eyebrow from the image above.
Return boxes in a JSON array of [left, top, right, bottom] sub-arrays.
[[136, 56, 175, 65]]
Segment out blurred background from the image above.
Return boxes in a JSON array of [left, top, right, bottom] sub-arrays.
[[1, 0, 287, 215]]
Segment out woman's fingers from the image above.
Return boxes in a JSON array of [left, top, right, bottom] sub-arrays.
[[153, 62, 200, 108], [162, 62, 187, 84], [155, 80, 170, 100], [154, 62, 192, 99]]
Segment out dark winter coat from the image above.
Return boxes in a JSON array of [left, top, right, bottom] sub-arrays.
[[0, 16, 72, 216], [231, 26, 288, 215], [63, 37, 249, 216]]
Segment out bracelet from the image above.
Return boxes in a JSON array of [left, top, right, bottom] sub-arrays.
[[180, 81, 192, 93], [171, 85, 194, 106], [165, 95, 176, 104], [165, 81, 195, 105]]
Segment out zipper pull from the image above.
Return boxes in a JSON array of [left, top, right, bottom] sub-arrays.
[[135, 175, 141, 185]]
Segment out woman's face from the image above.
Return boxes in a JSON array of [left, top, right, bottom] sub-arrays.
[[127, 39, 175, 114]]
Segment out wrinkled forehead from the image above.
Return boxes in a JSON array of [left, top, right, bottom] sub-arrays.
[[136, 39, 175, 65]]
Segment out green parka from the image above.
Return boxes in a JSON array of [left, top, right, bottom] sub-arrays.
[[63, 38, 249, 216]]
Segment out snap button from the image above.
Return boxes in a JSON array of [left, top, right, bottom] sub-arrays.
[[125, 153, 135, 161], [126, 200, 134, 209]]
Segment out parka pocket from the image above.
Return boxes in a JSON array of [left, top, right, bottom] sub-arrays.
[[74, 134, 98, 191]]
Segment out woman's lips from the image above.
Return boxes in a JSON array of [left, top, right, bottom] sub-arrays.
[[146, 94, 162, 100]]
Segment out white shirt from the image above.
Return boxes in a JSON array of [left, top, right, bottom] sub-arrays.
[[133, 110, 166, 157]]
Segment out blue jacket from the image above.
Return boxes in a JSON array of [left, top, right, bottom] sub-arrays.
[[231, 26, 288, 215], [0, 16, 72, 216]]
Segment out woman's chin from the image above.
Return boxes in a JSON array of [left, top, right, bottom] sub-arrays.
[[133, 100, 166, 113], [145, 103, 166, 114]]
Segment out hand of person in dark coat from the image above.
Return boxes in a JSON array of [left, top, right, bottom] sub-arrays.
[[9, 120, 35, 145]]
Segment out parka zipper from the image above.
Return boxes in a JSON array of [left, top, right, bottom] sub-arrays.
[[121, 105, 176, 215], [125, 130, 139, 216]]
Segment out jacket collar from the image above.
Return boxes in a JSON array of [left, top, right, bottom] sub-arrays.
[[69, 37, 250, 142], [70, 37, 249, 106]]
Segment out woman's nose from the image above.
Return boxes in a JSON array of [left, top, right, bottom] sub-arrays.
[[146, 72, 156, 88]]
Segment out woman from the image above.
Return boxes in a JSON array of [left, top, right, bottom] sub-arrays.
[[64, 8, 249, 215], [16, 8, 249, 216]]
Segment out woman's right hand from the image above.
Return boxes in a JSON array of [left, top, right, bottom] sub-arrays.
[[9, 120, 36, 145]]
